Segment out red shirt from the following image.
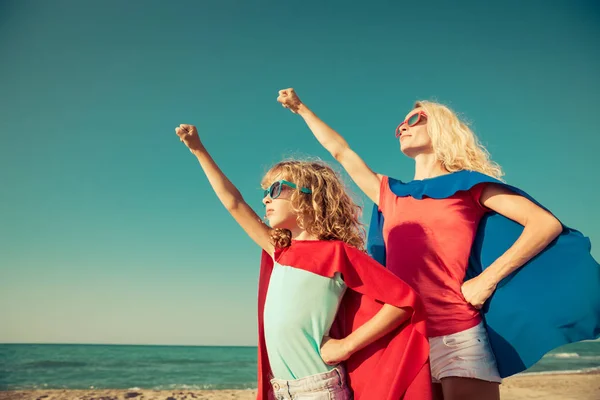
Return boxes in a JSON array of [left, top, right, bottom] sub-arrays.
[[379, 176, 488, 337]]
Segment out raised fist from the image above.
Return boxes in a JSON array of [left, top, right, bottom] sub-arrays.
[[277, 88, 303, 114], [175, 124, 203, 152]]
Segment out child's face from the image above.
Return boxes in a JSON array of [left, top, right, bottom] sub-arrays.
[[262, 181, 299, 230]]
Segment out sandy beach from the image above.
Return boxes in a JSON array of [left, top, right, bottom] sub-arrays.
[[499, 371, 599, 399], [1, 371, 598, 400]]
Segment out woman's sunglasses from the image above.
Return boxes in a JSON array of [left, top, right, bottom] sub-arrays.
[[395, 111, 428, 138], [263, 179, 312, 200]]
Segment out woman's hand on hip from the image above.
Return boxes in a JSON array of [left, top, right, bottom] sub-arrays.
[[461, 274, 497, 310]]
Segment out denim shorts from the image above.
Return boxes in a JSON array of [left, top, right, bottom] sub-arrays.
[[270, 365, 353, 400], [429, 322, 502, 383]]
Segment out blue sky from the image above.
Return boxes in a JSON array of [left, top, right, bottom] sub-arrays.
[[1, 0, 599, 346]]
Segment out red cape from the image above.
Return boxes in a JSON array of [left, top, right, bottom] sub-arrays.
[[257, 240, 431, 400]]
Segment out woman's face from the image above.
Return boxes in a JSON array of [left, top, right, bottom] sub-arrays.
[[397, 108, 433, 158]]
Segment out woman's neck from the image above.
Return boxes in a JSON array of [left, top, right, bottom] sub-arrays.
[[413, 153, 450, 180]]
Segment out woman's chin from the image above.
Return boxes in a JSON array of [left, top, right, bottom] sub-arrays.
[[400, 146, 426, 159]]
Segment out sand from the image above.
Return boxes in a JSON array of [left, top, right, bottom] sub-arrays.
[[1, 371, 598, 400], [499, 371, 599, 400]]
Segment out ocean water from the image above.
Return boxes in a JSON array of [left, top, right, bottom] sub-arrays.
[[0, 345, 257, 390], [1, 341, 599, 390]]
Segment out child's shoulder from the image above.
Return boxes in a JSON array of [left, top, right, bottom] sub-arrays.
[[289, 239, 347, 251], [288, 239, 366, 256], [317, 239, 366, 256]]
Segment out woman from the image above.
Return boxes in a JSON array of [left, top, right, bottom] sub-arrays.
[[277, 89, 600, 400]]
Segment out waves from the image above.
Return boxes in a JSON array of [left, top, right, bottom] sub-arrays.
[[545, 352, 600, 361], [519, 366, 600, 376], [7, 383, 259, 391], [1, 343, 599, 390], [0, 344, 259, 391], [21, 361, 88, 368], [549, 352, 580, 359]]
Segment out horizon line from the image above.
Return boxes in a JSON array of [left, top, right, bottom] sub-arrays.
[[0, 342, 258, 347]]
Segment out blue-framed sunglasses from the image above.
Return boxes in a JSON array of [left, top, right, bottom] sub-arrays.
[[263, 179, 312, 200]]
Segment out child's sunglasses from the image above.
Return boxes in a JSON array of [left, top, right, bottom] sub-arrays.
[[395, 111, 428, 138], [263, 179, 312, 200]]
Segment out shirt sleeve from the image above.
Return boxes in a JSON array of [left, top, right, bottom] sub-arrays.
[[334, 271, 347, 288], [470, 182, 491, 213], [378, 175, 391, 215]]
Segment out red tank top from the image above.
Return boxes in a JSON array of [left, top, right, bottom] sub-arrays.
[[378, 175, 489, 337]]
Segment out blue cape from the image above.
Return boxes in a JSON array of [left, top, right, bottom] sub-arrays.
[[367, 170, 600, 377]]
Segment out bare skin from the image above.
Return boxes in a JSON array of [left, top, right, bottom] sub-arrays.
[[175, 123, 412, 368], [277, 89, 562, 399]]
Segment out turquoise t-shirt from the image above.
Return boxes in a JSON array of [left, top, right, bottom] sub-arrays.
[[263, 261, 347, 380]]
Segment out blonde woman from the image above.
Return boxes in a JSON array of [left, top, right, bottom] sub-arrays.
[[277, 90, 600, 400], [175, 124, 432, 400]]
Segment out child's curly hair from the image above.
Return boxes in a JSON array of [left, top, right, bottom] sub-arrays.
[[261, 159, 366, 251]]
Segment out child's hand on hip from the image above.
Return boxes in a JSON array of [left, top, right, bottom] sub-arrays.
[[320, 336, 352, 365]]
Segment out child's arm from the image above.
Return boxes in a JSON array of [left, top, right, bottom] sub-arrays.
[[277, 88, 382, 205], [176, 124, 275, 256], [320, 304, 410, 365]]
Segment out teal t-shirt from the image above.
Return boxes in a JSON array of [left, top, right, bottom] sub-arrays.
[[263, 261, 347, 380]]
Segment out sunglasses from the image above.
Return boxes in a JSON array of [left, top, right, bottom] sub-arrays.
[[263, 179, 312, 200], [395, 111, 428, 138]]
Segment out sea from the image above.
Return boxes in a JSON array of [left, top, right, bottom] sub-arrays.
[[1, 341, 599, 390]]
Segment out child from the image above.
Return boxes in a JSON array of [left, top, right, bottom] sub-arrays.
[[175, 124, 432, 400]]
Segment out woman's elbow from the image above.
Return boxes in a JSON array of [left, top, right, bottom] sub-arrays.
[[329, 142, 350, 161], [550, 216, 564, 238], [540, 213, 563, 240], [330, 146, 344, 161]]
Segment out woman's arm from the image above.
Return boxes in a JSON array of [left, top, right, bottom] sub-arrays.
[[320, 304, 410, 365], [461, 184, 563, 309], [278, 88, 382, 205], [176, 124, 274, 256]]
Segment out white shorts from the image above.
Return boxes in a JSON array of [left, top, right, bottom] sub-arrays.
[[429, 322, 502, 384]]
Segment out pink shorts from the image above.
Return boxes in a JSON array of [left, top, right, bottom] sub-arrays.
[[429, 322, 502, 384]]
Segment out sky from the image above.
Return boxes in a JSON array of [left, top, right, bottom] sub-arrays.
[[1, 0, 599, 346]]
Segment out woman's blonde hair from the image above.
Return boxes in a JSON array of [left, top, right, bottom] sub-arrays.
[[261, 160, 366, 250], [414, 101, 504, 179]]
